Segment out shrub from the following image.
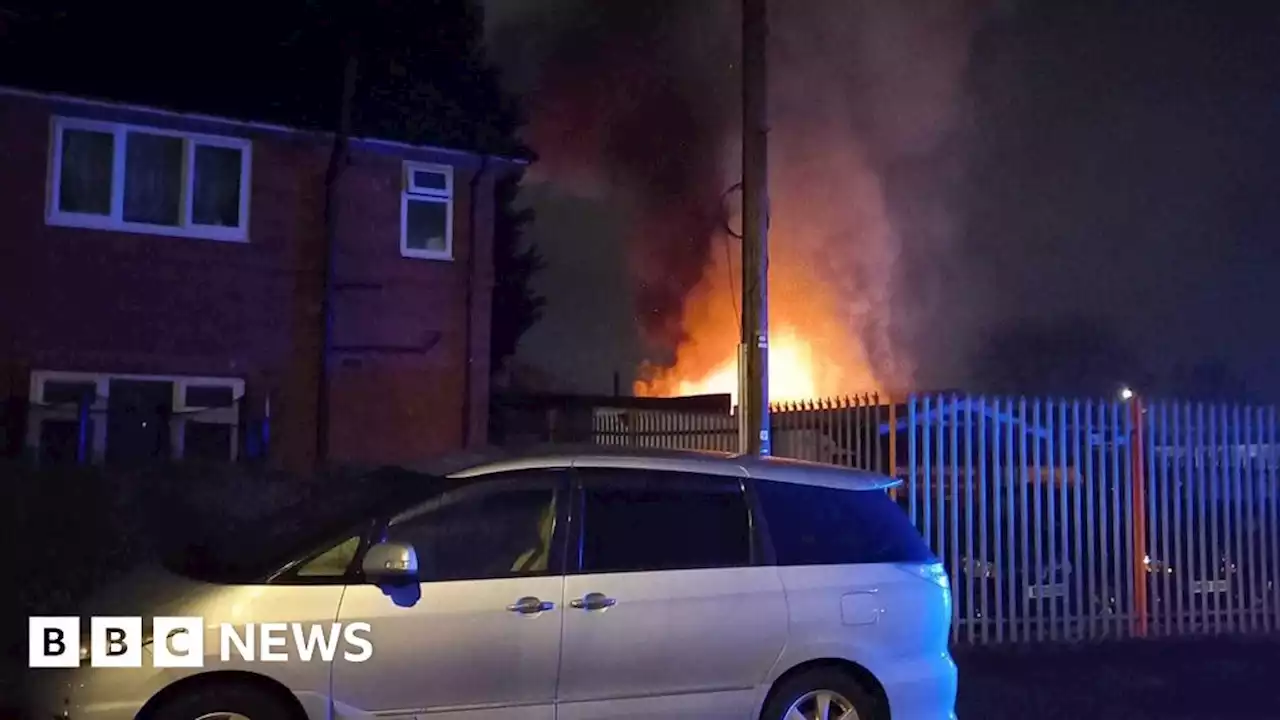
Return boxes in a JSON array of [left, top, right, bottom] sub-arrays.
[[0, 460, 338, 661]]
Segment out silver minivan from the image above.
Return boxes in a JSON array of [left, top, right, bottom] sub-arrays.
[[26, 448, 958, 720]]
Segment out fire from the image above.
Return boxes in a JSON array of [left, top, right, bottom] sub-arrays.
[[650, 326, 821, 405], [634, 89, 907, 407], [635, 208, 889, 407]]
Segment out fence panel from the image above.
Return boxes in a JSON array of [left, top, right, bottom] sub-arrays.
[[592, 394, 887, 471], [592, 408, 738, 451], [590, 391, 1280, 644], [1141, 401, 1280, 638]]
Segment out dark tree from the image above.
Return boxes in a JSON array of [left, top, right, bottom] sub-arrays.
[[1170, 358, 1249, 402], [971, 314, 1147, 398], [0, 0, 527, 157], [490, 170, 546, 379]]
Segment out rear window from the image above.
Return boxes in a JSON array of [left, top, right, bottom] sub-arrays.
[[756, 480, 936, 566]]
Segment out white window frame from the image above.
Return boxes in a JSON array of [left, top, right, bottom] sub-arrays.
[[400, 161, 454, 261], [46, 116, 253, 243], [26, 370, 245, 463]]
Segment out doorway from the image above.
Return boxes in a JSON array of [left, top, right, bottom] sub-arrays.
[[105, 379, 174, 464]]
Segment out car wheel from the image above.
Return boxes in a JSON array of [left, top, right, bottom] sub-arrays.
[[762, 667, 887, 720], [149, 680, 298, 720]]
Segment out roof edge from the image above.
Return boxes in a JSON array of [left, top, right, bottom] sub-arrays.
[[0, 84, 529, 165]]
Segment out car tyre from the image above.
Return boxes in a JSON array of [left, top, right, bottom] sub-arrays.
[[148, 679, 298, 720], [762, 666, 887, 720]]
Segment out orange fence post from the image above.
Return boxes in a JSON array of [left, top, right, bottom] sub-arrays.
[[1130, 395, 1149, 637], [886, 393, 899, 501], [887, 393, 898, 475]]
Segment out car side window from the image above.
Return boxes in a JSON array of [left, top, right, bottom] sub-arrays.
[[386, 477, 560, 582], [755, 480, 935, 566], [577, 469, 752, 574], [295, 535, 363, 578]]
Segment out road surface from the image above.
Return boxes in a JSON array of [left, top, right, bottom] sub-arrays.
[[956, 635, 1280, 719]]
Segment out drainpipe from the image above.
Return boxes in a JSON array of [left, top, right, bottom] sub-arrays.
[[461, 155, 491, 448], [316, 46, 359, 467]]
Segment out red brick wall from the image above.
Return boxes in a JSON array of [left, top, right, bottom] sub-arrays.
[[0, 90, 497, 472], [325, 144, 495, 465]]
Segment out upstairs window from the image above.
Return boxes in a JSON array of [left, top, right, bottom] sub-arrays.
[[400, 162, 453, 260], [48, 117, 252, 242]]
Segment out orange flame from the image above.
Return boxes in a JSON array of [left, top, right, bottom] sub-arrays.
[[635, 226, 887, 406], [634, 88, 909, 407]]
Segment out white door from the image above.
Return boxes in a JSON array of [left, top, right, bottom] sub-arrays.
[[331, 471, 568, 719], [557, 468, 788, 720]]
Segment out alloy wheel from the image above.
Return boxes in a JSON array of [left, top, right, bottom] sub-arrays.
[[784, 689, 859, 720]]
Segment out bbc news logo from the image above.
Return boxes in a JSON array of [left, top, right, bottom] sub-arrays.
[[29, 617, 374, 668]]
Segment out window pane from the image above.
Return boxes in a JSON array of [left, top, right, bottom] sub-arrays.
[[41, 380, 96, 406], [412, 169, 448, 192], [123, 132, 184, 225], [183, 421, 232, 461], [405, 197, 449, 253], [755, 481, 936, 566], [387, 486, 556, 582], [58, 128, 114, 215], [192, 145, 243, 227], [580, 474, 751, 574], [185, 384, 235, 408], [296, 536, 362, 578]]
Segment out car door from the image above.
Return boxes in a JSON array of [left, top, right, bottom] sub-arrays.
[[331, 470, 569, 719], [557, 467, 788, 720]]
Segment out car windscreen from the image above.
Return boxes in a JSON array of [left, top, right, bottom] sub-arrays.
[[756, 479, 937, 566], [161, 467, 459, 583]]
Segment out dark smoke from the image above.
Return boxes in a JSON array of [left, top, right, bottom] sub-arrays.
[[488, 0, 1003, 391], [487, 1, 737, 356]]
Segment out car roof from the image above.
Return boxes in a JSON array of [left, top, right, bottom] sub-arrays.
[[415, 444, 900, 492]]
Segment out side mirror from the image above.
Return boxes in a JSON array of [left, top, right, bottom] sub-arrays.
[[362, 541, 419, 584]]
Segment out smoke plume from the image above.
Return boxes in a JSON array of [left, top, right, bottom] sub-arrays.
[[488, 0, 997, 392], [488, 1, 736, 355]]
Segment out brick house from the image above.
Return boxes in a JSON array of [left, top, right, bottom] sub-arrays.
[[0, 86, 522, 472]]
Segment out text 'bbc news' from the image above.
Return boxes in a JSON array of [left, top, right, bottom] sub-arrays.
[[29, 616, 374, 668]]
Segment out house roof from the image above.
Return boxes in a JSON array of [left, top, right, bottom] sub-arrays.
[[878, 396, 1140, 447], [0, 84, 529, 165], [880, 397, 1052, 438]]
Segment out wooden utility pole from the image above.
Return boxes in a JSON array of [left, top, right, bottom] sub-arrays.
[[739, 0, 771, 455]]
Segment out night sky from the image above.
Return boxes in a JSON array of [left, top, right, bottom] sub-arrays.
[[489, 0, 1280, 400]]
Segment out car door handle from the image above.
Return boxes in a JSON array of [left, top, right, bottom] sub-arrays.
[[506, 596, 555, 614], [570, 592, 617, 611]]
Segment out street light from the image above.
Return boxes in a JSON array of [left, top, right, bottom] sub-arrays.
[[1119, 386, 1134, 401]]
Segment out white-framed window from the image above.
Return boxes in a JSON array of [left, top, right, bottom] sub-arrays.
[[400, 161, 454, 260], [26, 370, 245, 464], [46, 116, 253, 243]]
